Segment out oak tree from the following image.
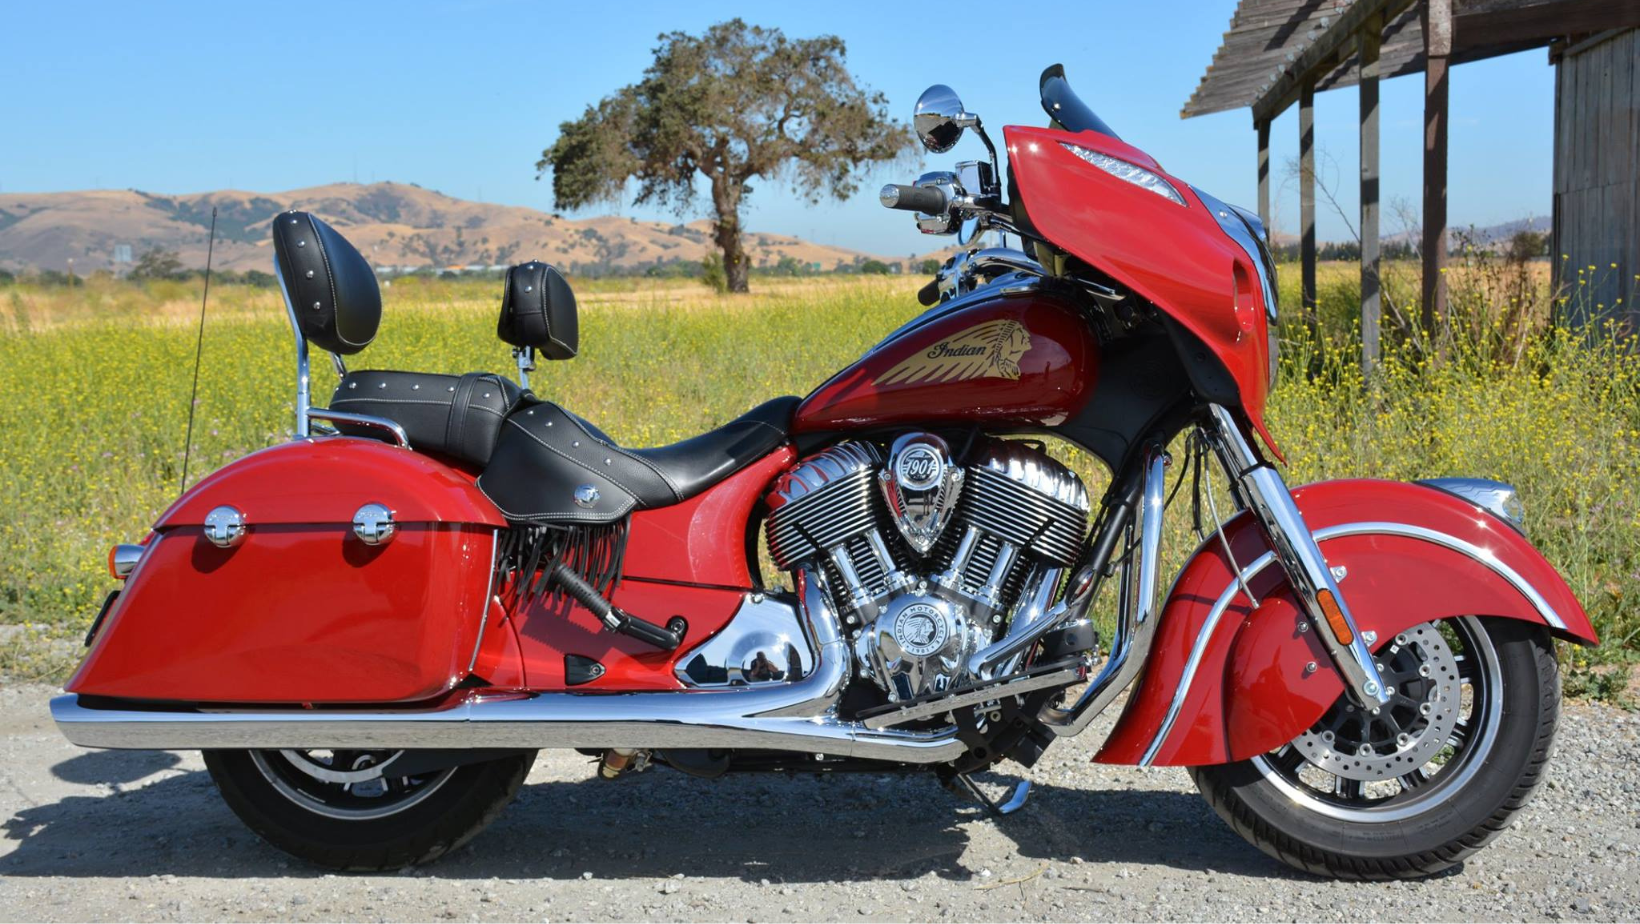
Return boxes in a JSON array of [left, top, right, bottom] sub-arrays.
[[536, 19, 912, 293]]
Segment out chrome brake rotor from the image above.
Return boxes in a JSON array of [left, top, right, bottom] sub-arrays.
[[1291, 622, 1462, 782]]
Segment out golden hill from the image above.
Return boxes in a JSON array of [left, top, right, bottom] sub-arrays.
[[0, 181, 901, 275]]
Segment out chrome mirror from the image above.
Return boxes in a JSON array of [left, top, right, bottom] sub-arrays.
[[914, 85, 976, 154]]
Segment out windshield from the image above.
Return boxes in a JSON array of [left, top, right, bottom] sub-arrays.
[[1039, 64, 1119, 141]]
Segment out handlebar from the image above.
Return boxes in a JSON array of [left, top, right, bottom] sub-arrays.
[[879, 183, 949, 215]]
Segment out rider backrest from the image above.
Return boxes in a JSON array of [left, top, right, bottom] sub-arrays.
[[272, 211, 381, 356], [497, 261, 578, 360]]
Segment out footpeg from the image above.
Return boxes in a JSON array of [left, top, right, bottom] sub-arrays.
[[549, 562, 683, 651]]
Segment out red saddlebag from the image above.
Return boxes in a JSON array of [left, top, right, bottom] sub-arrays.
[[69, 438, 507, 705]]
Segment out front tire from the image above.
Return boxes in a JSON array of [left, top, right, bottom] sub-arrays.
[[1191, 617, 1559, 880], [205, 748, 535, 871]]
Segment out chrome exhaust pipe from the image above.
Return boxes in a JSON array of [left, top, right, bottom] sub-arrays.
[[52, 574, 968, 764]]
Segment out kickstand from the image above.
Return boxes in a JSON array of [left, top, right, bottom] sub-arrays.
[[950, 773, 1032, 817]]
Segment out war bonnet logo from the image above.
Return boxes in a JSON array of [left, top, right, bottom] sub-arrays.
[[873, 320, 1032, 386]]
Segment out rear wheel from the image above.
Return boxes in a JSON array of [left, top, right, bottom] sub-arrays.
[[204, 748, 535, 871], [1191, 617, 1559, 880]]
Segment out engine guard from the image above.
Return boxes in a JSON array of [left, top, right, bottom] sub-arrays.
[[1096, 478, 1596, 767]]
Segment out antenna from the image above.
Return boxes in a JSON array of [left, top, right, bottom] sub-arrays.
[[178, 207, 217, 495]]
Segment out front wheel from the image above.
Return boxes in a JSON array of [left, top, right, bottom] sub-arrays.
[[1191, 616, 1559, 880], [205, 748, 536, 871]]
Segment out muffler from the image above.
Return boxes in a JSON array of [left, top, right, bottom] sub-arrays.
[[52, 575, 968, 764]]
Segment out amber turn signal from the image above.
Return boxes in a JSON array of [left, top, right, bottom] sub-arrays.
[[1315, 589, 1353, 646]]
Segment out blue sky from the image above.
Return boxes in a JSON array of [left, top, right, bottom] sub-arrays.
[[2, 0, 1555, 257]]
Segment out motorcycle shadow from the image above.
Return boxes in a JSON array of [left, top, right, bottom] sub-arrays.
[[3, 753, 1290, 881]]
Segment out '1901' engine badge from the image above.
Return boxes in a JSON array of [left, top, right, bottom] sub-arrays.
[[879, 432, 963, 555], [893, 602, 949, 658]]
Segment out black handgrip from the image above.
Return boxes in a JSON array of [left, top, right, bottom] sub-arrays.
[[880, 183, 948, 214], [917, 278, 941, 306]]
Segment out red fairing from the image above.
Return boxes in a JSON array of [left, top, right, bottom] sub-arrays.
[[792, 292, 1096, 432], [495, 445, 796, 691], [1096, 480, 1596, 766], [70, 440, 503, 703], [1005, 125, 1279, 456]]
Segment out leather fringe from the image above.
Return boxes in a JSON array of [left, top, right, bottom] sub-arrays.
[[497, 518, 629, 605]]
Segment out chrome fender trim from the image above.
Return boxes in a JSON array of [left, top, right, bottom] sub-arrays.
[[53, 572, 967, 764], [1137, 520, 1567, 766]]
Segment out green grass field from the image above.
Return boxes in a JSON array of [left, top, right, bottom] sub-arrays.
[[2, 267, 1636, 698]]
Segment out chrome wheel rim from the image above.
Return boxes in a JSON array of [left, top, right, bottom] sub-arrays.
[[1251, 616, 1503, 823], [250, 749, 455, 820]]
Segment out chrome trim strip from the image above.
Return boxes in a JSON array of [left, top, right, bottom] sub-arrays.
[[465, 529, 501, 675], [52, 571, 968, 764], [1138, 550, 1276, 766], [1137, 520, 1568, 766], [1194, 187, 1278, 323]]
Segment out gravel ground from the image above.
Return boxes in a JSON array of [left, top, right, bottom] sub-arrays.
[[1, 682, 1636, 923]]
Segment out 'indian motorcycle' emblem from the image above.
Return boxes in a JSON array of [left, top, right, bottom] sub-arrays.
[[872, 320, 1032, 386]]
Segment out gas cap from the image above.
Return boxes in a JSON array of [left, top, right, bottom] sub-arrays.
[[202, 506, 247, 549], [352, 503, 396, 546]]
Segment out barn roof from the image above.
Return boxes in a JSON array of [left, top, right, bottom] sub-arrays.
[[1183, 0, 1640, 122]]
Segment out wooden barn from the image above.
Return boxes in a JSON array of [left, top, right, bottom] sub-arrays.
[[1184, 0, 1640, 366]]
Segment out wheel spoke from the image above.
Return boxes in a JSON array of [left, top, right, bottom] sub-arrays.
[[1443, 720, 1473, 755], [1334, 776, 1364, 800], [1398, 768, 1430, 792], [1269, 744, 1306, 774]]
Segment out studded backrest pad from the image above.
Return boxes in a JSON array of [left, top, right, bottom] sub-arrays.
[[498, 261, 578, 360], [272, 211, 381, 356]]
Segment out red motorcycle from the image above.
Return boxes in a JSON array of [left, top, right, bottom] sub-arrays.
[[56, 66, 1593, 879]]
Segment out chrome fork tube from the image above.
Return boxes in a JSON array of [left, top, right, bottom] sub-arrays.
[[1038, 445, 1169, 736], [1203, 405, 1391, 708]]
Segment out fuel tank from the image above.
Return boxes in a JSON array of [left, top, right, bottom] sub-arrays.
[[793, 291, 1097, 432]]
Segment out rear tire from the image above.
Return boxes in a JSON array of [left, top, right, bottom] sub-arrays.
[[1190, 617, 1559, 880], [205, 748, 535, 871]]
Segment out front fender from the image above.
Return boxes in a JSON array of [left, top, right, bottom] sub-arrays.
[[1096, 478, 1595, 767]]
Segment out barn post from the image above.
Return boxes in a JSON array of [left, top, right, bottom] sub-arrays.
[[1360, 12, 1383, 374], [1300, 80, 1318, 334], [1257, 119, 1272, 233], [1421, 0, 1452, 337]]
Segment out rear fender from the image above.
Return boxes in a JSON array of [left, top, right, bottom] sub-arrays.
[[1096, 479, 1595, 767]]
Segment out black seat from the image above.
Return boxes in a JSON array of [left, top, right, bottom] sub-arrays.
[[477, 396, 800, 523], [329, 371, 525, 467]]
